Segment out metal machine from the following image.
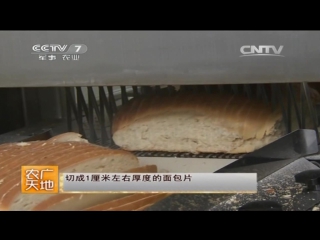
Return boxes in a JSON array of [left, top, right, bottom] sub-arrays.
[[1, 31, 320, 211]]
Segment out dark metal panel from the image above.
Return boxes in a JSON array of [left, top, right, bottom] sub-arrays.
[[21, 88, 42, 126], [37, 87, 65, 120], [0, 88, 25, 134]]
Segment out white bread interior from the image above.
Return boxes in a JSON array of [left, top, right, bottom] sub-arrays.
[[46, 132, 89, 143]]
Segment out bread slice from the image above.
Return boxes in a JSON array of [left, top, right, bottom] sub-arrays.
[[32, 165, 158, 211], [84, 193, 169, 211], [0, 132, 139, 211], [112, 92, 286, 154], [46, 132, 89, 143]]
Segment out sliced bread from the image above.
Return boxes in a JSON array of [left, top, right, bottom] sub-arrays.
[[0, 132, 140, 211]]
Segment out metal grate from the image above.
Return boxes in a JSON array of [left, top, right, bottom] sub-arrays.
[[133, 151, 245, 159], [65, 83, 320, 158]]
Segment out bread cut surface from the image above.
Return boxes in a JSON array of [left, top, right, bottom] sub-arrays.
[[112, 92, 285, 154], [0, 132, 139, 211]]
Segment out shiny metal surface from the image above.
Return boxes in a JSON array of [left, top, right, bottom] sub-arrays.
[[0, 31, 320, 87]]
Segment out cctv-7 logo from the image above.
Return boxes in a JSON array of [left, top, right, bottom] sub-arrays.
[[75, 45, 82, 52]]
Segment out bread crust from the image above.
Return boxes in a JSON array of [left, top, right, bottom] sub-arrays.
[[112, 93, 282, 136]]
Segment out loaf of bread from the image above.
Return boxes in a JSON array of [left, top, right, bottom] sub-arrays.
[[112, 92, 287, 154], [0, 132, 140, 211], [32, 165, 158, 211], [113, 84, 320, 154]]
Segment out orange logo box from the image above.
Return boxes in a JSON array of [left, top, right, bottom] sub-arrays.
[[21, 166, 59, 194]]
